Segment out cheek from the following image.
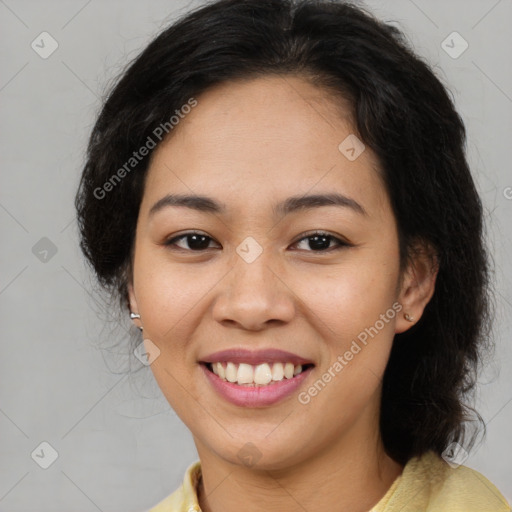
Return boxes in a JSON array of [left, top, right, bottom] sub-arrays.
[[292, 258, 399, 339], [289, 250, 400, 408], [132, 251, 209, 419], [133, 249, 214, 342], [295, 267, 399, 428]]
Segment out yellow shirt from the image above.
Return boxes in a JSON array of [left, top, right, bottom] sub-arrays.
[[147, 451, 510, 511]]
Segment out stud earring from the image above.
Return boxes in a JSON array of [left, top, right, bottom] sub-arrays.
[[404, 313, 414, 322], [130, 312, 143, 331]]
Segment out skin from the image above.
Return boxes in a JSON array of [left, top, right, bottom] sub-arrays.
[[128, 75, 438, 512]]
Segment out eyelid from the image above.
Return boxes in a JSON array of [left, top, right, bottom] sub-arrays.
[[292, 230, 351, 247]]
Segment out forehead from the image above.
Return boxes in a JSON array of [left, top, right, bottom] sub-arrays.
[[141, 75, 389, 220]]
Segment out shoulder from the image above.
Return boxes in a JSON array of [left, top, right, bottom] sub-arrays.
[[145, 461, 202, 512], [373, 451, 510, 512]]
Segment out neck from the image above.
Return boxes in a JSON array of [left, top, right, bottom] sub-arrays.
[[195, 404, 403, 512]]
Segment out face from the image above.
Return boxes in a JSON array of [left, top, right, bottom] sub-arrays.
[[128, 75, 431, 470]]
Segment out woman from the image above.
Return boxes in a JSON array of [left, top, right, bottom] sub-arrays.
[[74, 0, 510, 510]]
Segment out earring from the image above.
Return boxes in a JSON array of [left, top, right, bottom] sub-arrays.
[[404, 313, 414, 322], [130, 312, 143, 332]]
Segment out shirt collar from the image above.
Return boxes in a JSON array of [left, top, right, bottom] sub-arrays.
[[181, 460, 202, 512]]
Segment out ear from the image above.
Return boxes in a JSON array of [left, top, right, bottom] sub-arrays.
[[127, 281, 143, 330], [395, 239, 439, 334]]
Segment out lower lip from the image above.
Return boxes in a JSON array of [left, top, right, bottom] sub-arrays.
[[201, 364, 313, 407]]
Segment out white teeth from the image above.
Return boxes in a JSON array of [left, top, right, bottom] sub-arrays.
[[216, 362, 225, 379], [254, 363, 272, 385], [209, 361, 307, 385], [284, 362, 294, 379], [225, 362, 237, 383], [271, 362, 284, 381], [237, 363, 254, 384]]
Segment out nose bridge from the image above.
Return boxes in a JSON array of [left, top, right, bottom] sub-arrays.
[[231, 240, 281, 301], [212, 240, 295, 329]]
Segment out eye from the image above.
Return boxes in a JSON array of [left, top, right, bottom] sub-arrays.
[[164, 231, 219, 251], [292, 231, 351, 252]]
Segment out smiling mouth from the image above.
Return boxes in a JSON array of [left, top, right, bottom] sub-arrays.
[[203, 361, 315, 386]]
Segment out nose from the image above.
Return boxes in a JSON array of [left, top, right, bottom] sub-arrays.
[[212, 252, 295, 331]]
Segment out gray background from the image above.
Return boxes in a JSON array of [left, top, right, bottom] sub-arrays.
[[1, 0, 511, 510]]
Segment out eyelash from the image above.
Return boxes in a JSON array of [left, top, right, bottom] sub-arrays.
[[163, 230, 351, 253]]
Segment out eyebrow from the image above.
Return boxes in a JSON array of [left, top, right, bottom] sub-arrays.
[[148, 192, 367, 218]]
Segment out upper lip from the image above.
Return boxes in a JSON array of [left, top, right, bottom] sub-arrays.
[[200, 348, 314, 366]]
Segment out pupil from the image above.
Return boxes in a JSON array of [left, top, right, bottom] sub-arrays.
[[188, 234, 210, 250], [309, 235, 330, 250]]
